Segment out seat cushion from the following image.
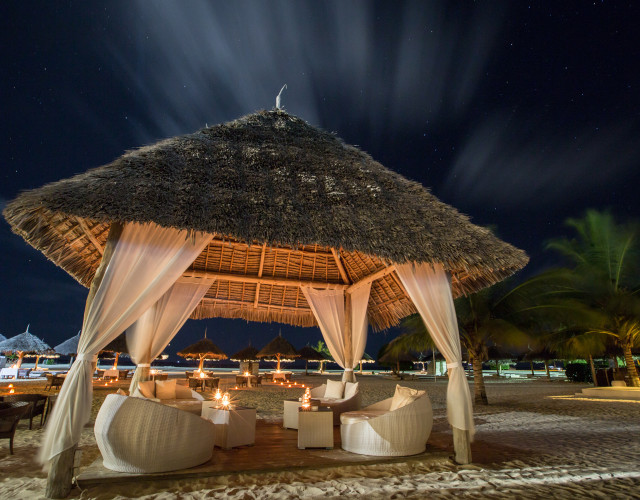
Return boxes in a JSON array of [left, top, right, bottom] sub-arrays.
[[318, 398, 345, 405], [325, 379, 345, 399], [175, 384, 194, 399], [155, 379, 177, 399], [340, 410, 388, 425], [389, 385, 425, 411], [137, 380, 156, 399], [344, 381, 359, 400]]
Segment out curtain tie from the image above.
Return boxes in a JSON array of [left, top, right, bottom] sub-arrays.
[[76, 353, 98, 363], [137, 363, 151, 368], [344, 368, 354, 372], [446, 362, 460, 369]]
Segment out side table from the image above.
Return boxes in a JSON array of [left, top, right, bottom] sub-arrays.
[[202, 402, 256, 449], [298, 408, 333, 449]]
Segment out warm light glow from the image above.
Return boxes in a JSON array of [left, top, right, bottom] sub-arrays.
[[199, 372, 206, 379], [8, 384, 12, 388], [10, 363, 17, 369], [9, 388, 15, 394], [150, 369, 158, 375], [244, 371, 249, 376], [104, 383, 108, 386], [280, 382, 283, 386], [301, 384, 305, 387], [214, 389, 222, 401], [221, 392, 230, 409], [288, 384, 291, 388]]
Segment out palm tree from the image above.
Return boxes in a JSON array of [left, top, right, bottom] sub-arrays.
[[396, 282, 529, 405], [545, 210, 640, 387]]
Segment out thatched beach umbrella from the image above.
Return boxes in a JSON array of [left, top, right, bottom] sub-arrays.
[[298, 345, 329, 375], [230, 345, 259, 362], [0, 325, 53, 369], [54, 331, 81, 366], [357, 352, 375, 374], [98, 333, 130, 369], [3, 109, 529, 486], [256, 333, 299, 372], [0, 334, 6, 342], [178, 337, 228, 372]]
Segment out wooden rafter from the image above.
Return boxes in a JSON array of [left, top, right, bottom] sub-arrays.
[[331, 248, 351, 284], [76, 217, 104, 255], [183, 269, 347, 290], [347, 265, 397, 294], [254, 243, 267, 307]]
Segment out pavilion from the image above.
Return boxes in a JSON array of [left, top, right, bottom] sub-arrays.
[[3, 109, 527, 497]]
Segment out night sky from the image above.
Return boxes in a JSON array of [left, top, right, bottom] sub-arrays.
[[1, 1, 639, 360]]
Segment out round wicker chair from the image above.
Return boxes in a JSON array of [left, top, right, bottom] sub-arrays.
[[94, 394, 215, 473]]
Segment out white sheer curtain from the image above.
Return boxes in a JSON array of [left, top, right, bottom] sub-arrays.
[[396, 262, 475, 439], [127, 277, 214, 393], [301, 283, 371, 381], [39, 222, 212, 464]]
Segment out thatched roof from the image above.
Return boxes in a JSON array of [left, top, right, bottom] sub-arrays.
[[256, 334, 299, 359], [0, 325, 51, 354], [297, 346, 329, 362], [3, 109, 528, 331], [230, 345, 259, 361], [359, 352, 375, 364], [177, 338, 227, 360], [54, 332, 81, 356], [0, 334, 6, 343], [100, 334, 129, 355]]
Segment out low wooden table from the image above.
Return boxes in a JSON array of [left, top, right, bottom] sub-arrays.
[[283, 399, 322, 429], [297, 407, 333, 449], [202, 403, 257, 449]]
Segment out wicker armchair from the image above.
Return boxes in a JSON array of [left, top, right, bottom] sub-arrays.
[[0, 394, 48, 429], [0, 401, 30, 454], [310, 383, 361, 425], [95, 394, 215, 473], [235, 375, 248, 387], [340, 393, 433, 456]]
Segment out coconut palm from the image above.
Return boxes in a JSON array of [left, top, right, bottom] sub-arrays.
[[544, 210, 640, 387], [396, 282, 529, 405]]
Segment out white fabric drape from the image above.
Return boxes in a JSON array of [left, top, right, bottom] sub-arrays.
[[301, 283, 371, 381], [39, 222, 212, 464], [127, 277, 214, 393], [396, 262, 475, 438]]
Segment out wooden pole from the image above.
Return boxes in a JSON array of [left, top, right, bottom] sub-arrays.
[[46, 222, 123, 499], [343, 292, 355, 383], [452, 427, 472, 464]]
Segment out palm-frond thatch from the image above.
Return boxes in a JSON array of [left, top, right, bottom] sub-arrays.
[[3, 110, 528, 331], [297, 346, 328, 362], [256, 334, 299, 359], [0, 326, 51, 354], [230, 345, 259, 362], [177, 338, 227, 360], [54, 332, 81, 356]]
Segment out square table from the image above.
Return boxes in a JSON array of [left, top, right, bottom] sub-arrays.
[[297, 407, 333, 449], [283, 398, 322, 429], [202, 402, 256, 449]]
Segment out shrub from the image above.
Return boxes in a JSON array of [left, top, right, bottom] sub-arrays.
[[565, 363, 593, 383]]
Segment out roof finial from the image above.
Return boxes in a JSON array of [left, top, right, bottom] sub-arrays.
[[276, 84, 287, 110], [204, 327, 207, 339], [26, 324, 30, 333]]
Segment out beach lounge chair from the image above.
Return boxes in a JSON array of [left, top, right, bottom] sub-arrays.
[[95, 394, 215, 473], [0, 393, 48, 429], [310, 380, 361, 425], [0, 401, 30, 454], [340, 385, 432, 456]]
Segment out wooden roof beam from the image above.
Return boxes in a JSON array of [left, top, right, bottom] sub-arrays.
[[346, 265, 397, 294], [254, 243, 267, 307], [331, 248, 351, 284], [76, 217, 104, 255], [182, 269, 347, 290]]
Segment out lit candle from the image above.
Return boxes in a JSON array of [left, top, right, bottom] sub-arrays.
[[221, 392, 230, 409], [9, 388, 15, 394]]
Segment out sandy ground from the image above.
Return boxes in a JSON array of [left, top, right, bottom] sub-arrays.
[[1, 374, 639, 499]]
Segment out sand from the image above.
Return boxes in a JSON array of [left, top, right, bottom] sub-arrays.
[[1, 374, 639, 499]]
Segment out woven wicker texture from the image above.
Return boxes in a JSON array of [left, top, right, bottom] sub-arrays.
[[94, 394, 214, 473], [340, 393, 433, 456]]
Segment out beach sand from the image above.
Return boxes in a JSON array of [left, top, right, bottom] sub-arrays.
[[1, 374, 639, 499]]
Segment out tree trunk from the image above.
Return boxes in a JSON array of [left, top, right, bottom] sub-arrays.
[[16, 352, 24, 368], [588, 354, 598, 387], [472, 355, 488, 405], [198, 356, 204, 372], [544, 360, 550, 380], [305, 360, 308, 376], [530, 361, 535, 377], [496, 361, 500, 376], [623, 341, 640, 387], [276, 353, 281, 372]]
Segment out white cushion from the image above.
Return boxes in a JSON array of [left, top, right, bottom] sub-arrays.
[[155, 379, 177, 399], [389, 385, 425, 411], [324, 379, 345, 399], [175, 384, 194, 399], [340, 410, 388, 425], [344, 381, 359, 400], [138, 380, 156, 399]]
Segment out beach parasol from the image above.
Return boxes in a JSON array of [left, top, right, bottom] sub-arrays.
[[230, 344, 259, 362], [0, 324, 54, 369], [177, 335, 228, 372], [357, 352, 375, 373], [98, 333, 130, 369], [297, 345, 329, 375], [378, 339, 419, 374], [256, 332, 299, 372], [0, 334, 6, 342], [54, 331, 81, 365]]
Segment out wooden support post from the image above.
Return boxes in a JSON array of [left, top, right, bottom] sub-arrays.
[[343, 292, 356, 383], [452, 427, 472, 464], [45, 222, 123, 499]]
